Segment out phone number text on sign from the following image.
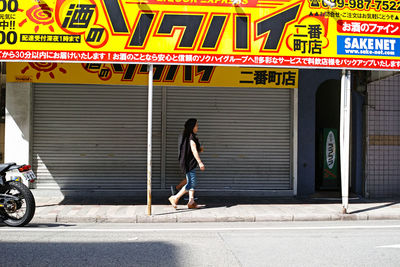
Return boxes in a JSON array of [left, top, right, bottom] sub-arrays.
[[309, 0, 400, 11]]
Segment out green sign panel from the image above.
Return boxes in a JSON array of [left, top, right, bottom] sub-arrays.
[[322, 128, 338, 188]]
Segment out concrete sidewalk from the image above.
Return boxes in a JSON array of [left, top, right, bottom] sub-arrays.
[[31, 194, 400, 224]]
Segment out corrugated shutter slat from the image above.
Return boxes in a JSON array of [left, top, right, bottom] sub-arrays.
[[165, 86, 292, 190], [33, 83, 162, 190]]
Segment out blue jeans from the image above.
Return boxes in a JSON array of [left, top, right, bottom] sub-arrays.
[[185, 170, 197, 190]]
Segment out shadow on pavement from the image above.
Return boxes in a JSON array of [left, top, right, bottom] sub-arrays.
[[349, 201, 400, 214], [0, 222, 76, 228], [25, 223, 77, 228], [1, 241, 180, 267], [54, 195, 382, 207]]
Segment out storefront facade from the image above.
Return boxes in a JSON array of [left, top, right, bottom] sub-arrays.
[[6, 64, 321, 197], [1, 0, 398, 202]]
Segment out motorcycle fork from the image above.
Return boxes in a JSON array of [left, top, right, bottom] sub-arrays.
[[0, 175, 5, 207], [0, 174, 5, 186], [0, 176, 6, 218]]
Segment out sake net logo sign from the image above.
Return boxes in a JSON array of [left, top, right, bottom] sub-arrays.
[[0, 0, 400, 70]]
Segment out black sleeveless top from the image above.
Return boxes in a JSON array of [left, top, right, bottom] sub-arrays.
[[179, 134, 200, 174]]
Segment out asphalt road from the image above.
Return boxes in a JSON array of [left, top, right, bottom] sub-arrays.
[[1, 221, 400, 267]]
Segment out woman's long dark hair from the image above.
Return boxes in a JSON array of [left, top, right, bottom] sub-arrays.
[[179, 118, 198, 168], [182, 118, 197, 139]]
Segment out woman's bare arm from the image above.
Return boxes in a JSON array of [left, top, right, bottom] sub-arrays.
[[190, 140, 205, 170]]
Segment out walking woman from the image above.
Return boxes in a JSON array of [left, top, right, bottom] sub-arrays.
[[169, 118, 205, 209]]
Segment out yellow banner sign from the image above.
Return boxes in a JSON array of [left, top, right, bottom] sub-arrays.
[[0, 0, 399, 69], [7, 62, 298, 88]]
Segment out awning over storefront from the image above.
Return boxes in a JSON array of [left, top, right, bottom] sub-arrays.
[[0, 0, 399, 70]]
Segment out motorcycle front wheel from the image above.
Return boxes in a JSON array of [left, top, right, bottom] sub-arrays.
[[1, 181, 36, 227]]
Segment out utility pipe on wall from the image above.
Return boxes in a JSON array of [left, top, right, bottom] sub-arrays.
[[147, 64, 153, 216], [340, 69, 351, 214]]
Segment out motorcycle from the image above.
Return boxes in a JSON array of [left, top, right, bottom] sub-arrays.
[[0, 163, 36, 227]]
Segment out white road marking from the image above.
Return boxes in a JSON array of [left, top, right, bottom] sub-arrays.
[[377, 244, 400, 249], [1, 224, 400, 232]]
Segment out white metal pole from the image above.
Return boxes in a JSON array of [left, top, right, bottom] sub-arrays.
[[147, 64, 153, 216], [340, 69, 351, 214]]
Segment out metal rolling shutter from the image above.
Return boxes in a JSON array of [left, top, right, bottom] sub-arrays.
[[32, 83, 162, 191], [366, 73, 400, 197], [166, 86, 293, 190]]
